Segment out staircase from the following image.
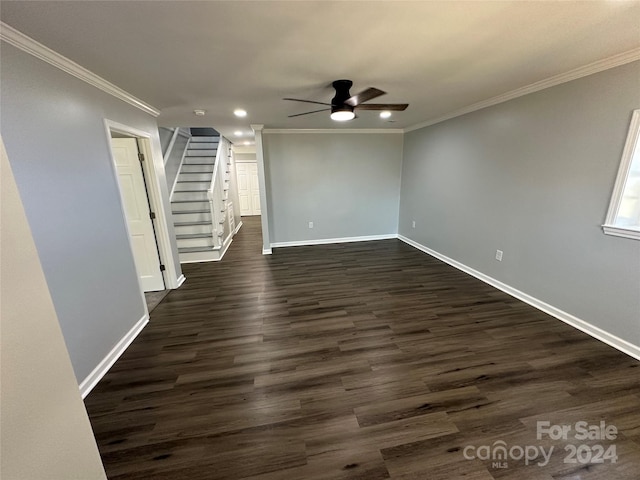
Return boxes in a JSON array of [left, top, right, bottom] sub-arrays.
[[171, 135, 234, 263]]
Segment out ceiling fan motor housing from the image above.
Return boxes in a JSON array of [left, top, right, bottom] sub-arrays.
[[331, 79, 355, 114]]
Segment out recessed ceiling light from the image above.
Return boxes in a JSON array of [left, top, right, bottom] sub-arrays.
[[379, 111, 392, 119], [194, 109, 206, 116], [234, 109, 247, 117], [234, 131, 243, 137]]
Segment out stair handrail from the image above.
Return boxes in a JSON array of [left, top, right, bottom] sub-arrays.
[[207, 136, 224, 250], [167, 129, 193, 199], [163, 128, 180, 160]]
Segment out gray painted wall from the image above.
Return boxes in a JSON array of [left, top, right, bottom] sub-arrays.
[[158, 127, 174, 156], [1, 138, 107, 480], [399, 61, 640, 348], [263, 132, 403, 244], [0, 43, 181, 382], [164, 131, 190, 193]]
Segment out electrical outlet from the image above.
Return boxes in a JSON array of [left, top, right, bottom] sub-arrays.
[[412, 220, 416, 228], [495, 249, 503, 261], [308, 221, 314, 229]]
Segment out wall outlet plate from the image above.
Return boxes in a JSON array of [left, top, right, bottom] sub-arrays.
[[308, 221, 314, 228], [495, 249, 503, 261]]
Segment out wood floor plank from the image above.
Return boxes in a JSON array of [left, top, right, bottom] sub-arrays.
[[84, 216, 640, 479]]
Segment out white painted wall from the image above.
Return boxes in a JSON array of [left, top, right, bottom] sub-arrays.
[[399, 60, 640, 350], [0, 43, 181, 384], [262, 132, 403, 245], [0, 138, 107, 480], [228, 145, 243, 230]]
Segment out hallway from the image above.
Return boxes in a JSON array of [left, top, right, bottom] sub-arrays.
[[84, 217, 640, 479]]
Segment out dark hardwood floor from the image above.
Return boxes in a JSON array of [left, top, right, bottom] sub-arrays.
[[85, 216, 640, 479]]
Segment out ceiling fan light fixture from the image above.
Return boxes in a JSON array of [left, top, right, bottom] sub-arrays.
[[285, 79, 407, 121], [330, 107, 355, 122]]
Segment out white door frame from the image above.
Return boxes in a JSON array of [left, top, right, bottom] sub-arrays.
[[252, 124, 271, 254], [235, 159, 261, 216], [111, 137, 165, 291], [104, 119, 184, 293]]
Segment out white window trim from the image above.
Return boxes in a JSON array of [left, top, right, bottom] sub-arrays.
[[602, 109, 640, 241]]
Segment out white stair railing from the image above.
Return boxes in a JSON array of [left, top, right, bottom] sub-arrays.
[[206, 136, 229, 249]]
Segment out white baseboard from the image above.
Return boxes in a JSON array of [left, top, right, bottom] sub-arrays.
[[219, 235, 233, 259], [79, 314, 149, 398], [398, 235, 640, 361], [176, 274, 186, 288], [233, 220, 243, 235], [262, 247, 272, 255], [271, 233, 397, 249]]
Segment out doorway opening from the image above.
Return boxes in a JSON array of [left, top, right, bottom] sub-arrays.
[[106, 121, 174, 305], [232, 143, 263, 255]]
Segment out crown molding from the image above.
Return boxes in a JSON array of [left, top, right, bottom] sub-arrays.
[[263, 128, 404, 134], [405, 47, 640, 133], [0, 22, 161, 117]]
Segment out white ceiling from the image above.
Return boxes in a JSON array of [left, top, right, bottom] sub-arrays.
[[2, 1, 640, 143]]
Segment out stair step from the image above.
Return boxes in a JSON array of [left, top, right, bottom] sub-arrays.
[[178, 173, 212, 182], [181, 165, 214, 173], [171, 201, 208, 212], [172, 192, 208, 203], [174, 222, 212, 235], [183, 160, 216, 165], [176, 233, 212, 239], [187, 142, 218, 149], [174, 221, 211, 227], [186, 150, 217, 157], [178, 246, 216, 253], [177, 236, 215, 249], [174, 180, 211, 192], [171, 211, 212, 223], [189, 136, 219, 143]]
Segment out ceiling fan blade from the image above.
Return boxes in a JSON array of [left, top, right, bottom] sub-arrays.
[[288, 108, 331, 118], [283, 98, 332, 106], [355, 103, 409, 111], [344, 87, 385, 107]]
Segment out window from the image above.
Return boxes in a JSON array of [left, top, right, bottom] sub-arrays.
[[603, 109, 640, 240]]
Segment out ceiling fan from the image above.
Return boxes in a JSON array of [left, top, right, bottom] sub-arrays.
[[284, 80, 408, 121]]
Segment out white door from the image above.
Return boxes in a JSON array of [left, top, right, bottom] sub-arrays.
[[111, 138, 165, 292], [236, 161, 261, 216], [236, 162, 251, 215], [248, 163, 261, 215]]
